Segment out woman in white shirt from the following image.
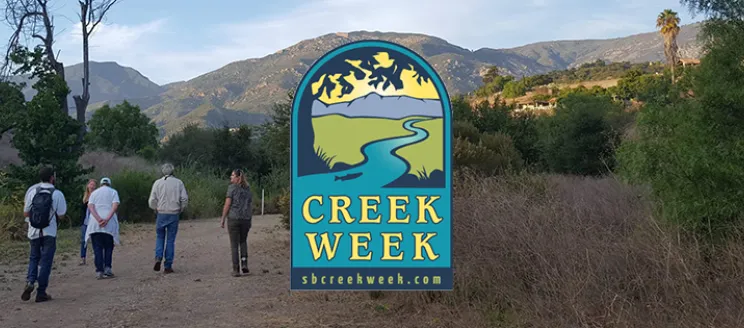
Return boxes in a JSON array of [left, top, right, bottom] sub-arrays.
[[85, 177, 121, 279]]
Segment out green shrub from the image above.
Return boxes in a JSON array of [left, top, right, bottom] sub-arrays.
[[480, 132, 524, 171], [539, 93, 625, 176], [110, 169, 159, 223], [454, 136, 522, 176], [453, 120, 481, 143], [178, 166, 226, 220]]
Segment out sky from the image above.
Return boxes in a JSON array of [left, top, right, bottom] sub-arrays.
[[0, 0, 701, 85]]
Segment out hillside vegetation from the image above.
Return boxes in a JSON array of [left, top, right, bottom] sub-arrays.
[[9, 23, 703, 138]]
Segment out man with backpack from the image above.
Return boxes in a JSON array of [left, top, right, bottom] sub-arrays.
[[21, 166, 67, 303]]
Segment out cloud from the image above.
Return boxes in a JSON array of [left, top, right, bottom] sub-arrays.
[[52, 0, 697, 85]]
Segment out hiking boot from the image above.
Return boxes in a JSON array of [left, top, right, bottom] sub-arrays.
[[164, 268, 174, 274], [21, 282, 34, 301], [35, 293, 52, 303], [153, 259, 162, 272]]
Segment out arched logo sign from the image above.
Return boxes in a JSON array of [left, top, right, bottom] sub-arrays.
[[290, 40, 452, 291]]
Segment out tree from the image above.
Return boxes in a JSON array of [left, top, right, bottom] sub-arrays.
[[680, 0, 744, 20], [616, 9, 744, 237], [539, 93, 625, 176], [2, 0, 68, 114], [501, 80, 527, 98], [481, 65, 501, 84], [0, 81, 25, 137], [86, 101, 159, 157], [72, 0, 120, 140], [656, 9, 681, 84], [5, 49, 89, 202]]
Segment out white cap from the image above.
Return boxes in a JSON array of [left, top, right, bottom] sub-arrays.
[[100, 177, 111, 185]]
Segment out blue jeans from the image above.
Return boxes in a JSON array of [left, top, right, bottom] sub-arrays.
[[155, 213, 180, 269], [90, 233, 114, 273], [80, 224, 88, 258], [27, 236, 56, 295]]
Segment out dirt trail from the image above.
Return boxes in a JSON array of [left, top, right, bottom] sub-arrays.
[[0, 215, 430, 328]]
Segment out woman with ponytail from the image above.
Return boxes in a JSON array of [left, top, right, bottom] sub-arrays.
[[220, 169, 253, 277]]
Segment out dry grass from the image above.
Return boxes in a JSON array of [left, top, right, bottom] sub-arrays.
[[356, 170, 744, 327]]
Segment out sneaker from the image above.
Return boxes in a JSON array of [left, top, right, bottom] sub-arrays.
[[104, 267, 114, 278], [232, 270, 241, 277], [164, 268, 174, 274], [153, 260, 161, 272], [79, 258, 86, 266], [21, 282, 34, 301], [241, 267, 250, 275], [35, 293, 52, 303], [96, 272, 105, 280]]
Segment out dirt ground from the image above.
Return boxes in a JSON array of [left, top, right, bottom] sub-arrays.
[[0, 215, 446, 328]]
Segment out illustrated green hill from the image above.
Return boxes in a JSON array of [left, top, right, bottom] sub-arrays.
[[312, 114, 443, 176]]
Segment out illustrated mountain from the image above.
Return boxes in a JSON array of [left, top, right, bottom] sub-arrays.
[[7, 23, 703, 138], [312, 93, 443, 119]]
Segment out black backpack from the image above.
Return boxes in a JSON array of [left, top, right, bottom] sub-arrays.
[[29, 186, 56, 232]]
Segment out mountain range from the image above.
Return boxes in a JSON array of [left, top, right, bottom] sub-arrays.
[[312, 93, 443, 119], [9, 23, 704, 138]]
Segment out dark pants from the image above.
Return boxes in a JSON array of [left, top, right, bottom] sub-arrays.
[[80, 224, 88, 258], [227, 219, 251, 271], [90, 233, 114, 273], [27, 236, 56, 295], [155, 213, 180, 269]]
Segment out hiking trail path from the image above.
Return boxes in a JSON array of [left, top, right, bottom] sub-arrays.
[[0, 215, 441, 328]]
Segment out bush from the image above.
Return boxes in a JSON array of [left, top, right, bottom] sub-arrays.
[[178, 166, 227, 220], [452, 120, 480, 143], [109, 169, 159, 223], [539, 93, 626, 176], [0, 196, 26, 241], [453, 135, 522, 176]]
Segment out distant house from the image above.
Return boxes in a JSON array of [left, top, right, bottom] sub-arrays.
[[513, 97, 557, 113], [678, 58, 701, 68]]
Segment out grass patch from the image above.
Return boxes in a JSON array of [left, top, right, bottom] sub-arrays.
[[312, 115, 440, 172], [314, 147, 335, 171], [0, 228, 79, 265]]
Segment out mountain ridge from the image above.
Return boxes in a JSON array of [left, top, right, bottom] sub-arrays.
[[7, 23, 704, 138]]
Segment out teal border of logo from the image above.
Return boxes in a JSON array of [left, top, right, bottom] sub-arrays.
[[289, 39, 453, 290]]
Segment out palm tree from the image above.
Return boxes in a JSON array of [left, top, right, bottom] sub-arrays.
[[656, 9, 681, 84]]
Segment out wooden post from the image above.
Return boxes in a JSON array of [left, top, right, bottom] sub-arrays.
[[261, 189, 265, 216]]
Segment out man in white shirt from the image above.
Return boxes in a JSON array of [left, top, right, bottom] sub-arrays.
[[148, 163, 188, 274], [21, 166, 67, 303]]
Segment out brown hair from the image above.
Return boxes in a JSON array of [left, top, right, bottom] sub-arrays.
[[83, 179, 97, 202], [233, 169, 249, 188]]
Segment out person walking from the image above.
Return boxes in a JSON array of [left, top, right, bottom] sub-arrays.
[[84, 177, 121, 279], [148, 163, 188, 274], [79, 179, 97, 266], [220, 168, 253, 277], [21, 166, 67, 303]]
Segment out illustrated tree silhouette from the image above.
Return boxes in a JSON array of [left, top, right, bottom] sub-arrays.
[[297, 47, 434, 176]]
